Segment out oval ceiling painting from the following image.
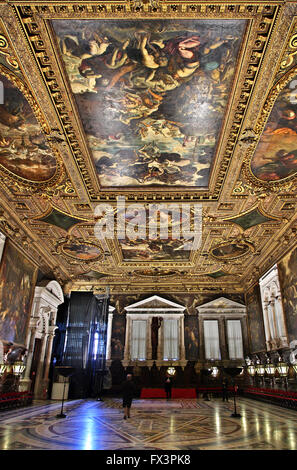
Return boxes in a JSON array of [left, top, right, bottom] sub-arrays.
[[62, 242, 103, 261], [0, 74, 57, 182], [250, 75, 297, 182], [211, 241, 251, 260]]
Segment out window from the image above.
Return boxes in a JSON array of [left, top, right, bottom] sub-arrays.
[[131, 320, 146, 360], [204, 320, 221, 359], [93, 331, 105, 359], [163, 319, 179, 360], [227, 320, 243, 359]]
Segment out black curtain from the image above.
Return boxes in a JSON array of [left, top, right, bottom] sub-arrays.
[[62, 291, 109, 398]]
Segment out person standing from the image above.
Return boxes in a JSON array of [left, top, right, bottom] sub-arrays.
[[222, 378, 229, 402], [164, 376, 172, 399], [122, 373, 135, 419]]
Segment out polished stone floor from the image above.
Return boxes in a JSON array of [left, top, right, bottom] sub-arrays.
[[0, 396, 296, 450]]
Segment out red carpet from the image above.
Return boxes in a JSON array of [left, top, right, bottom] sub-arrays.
[[140, 388, 196, 398]]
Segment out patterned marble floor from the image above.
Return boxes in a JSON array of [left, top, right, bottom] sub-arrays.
[[0, 396, 297, 450]]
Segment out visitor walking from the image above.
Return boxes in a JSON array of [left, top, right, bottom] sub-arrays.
[[164, 376, 172, 399], [122, 373, 135, 419], [222, 378, 229, 402]]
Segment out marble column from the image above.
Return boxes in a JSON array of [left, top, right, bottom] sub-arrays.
[[21, 320, 39, 391], [270, 300, 278, 339], [42, 326, 57, 395], [218, 317, 227, 360], [275, 295, 288, 347]]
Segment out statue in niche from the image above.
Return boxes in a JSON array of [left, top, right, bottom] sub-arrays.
[[151, 317, 163, 360]]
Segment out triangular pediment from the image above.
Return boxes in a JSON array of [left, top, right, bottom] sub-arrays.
[[197, 296, 246, 311], [125, 295, 185, 311]]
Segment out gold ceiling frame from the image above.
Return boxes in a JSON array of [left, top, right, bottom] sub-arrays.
[[10, 1, 280, 203]]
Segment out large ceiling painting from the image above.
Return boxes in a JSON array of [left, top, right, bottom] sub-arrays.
[[250, 75, 297, 182], [52, 19, 247, 188], [118, 203, 194, 261], [120, 236, 191, 261], [0, 74, 57, 183]]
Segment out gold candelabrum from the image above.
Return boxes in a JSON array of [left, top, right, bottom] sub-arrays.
[[0, 362, 26, 392]]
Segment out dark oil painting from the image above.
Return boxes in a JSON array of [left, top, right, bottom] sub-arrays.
[[0, 75, 57, 182], [0, 241, 37, 345], [118, 203, 196, 261], [184, 315, 199, 360], [211, 241, 250, 260], [110, 314, 126, 359], [251, 77, 297, 182], [245, 283, 266, 353], [52, 19, 247, 187], [278, 246, 297, 342], [62, 242, 103, 261], [120, 236, 191, 261]]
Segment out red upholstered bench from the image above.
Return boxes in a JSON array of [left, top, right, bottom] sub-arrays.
[[140, 388, 196, 398], [0, 391, 33, 410]]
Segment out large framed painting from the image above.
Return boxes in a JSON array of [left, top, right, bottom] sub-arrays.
[[0, 73, 58, 183], [278, 246, 297, 342], [52, 18, 247, 188], [118, 204, 196, 261], [248, 73, 297, 184], [0, 241, 37, 345], [110, 314, 126, 359], [184, 315, 199, 360], [245, 283, 266, 353]]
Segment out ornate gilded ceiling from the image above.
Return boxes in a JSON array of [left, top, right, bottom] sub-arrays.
[[0, 0, 297, 295]]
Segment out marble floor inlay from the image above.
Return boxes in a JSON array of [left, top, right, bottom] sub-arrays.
[[0, 397, 296, 450]]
